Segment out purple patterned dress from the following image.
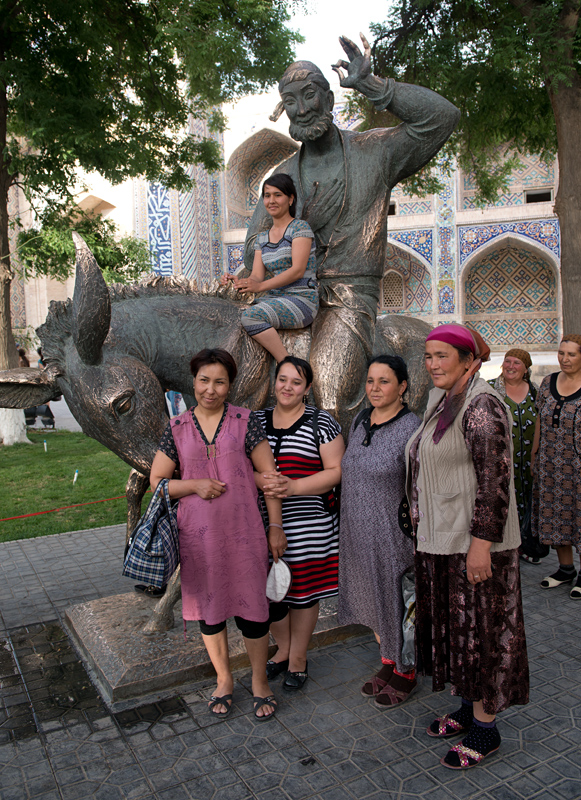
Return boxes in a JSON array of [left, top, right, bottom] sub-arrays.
[[409, 394, 529, 714], [532, 373, 581, 553]]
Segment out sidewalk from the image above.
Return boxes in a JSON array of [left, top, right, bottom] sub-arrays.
[[1, 526, 580, 800]]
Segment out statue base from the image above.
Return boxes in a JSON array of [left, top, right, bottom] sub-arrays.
[[64, 593, 368, 710]]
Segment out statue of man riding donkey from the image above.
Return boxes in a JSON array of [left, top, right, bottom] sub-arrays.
[[0, 36, 459, 632]]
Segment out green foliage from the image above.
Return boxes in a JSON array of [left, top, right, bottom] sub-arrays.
[[13, 325, 39, 352], [359, 0, 576, 202], [0, 431, 136, 541], [16, 201, 153, 284], [1, 0, 301, 199]]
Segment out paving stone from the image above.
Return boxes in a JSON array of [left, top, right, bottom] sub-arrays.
[[2, 531, 581, 800]]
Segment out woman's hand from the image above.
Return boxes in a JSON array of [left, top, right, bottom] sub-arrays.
[[234, 275, 262, 294], [268, 525, 287, 562], [262, 470, 294, 498], [465, 538, 493, 585], [219, 273, 234, 286], [194, 479, 227, 500]]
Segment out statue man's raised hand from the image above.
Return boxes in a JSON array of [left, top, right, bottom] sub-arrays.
[[332, 33, 372, 88]]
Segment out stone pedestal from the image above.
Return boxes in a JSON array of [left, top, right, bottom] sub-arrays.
[[64, 593, 367, 709]]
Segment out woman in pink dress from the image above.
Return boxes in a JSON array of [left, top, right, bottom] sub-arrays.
[[150, 348, 285, 721]]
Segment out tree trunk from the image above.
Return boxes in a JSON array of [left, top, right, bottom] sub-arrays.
[[0, 72, 29, 445], [549, 74, 581, 335]]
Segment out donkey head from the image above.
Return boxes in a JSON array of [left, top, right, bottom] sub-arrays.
[[0, 234, 167, 474]]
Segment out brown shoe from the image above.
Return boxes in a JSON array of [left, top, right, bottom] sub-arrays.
[[361, 663, 394, 697], [374, 672, 417, 709]]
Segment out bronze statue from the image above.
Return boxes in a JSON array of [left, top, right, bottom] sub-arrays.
[[246, 35, 460, 426], [0, 35, 459, 632], [0, 233, 430, 473]]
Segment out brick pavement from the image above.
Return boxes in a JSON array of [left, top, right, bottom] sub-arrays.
[[1, 526, 580, 800]]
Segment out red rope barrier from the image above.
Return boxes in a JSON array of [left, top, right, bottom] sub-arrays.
[[0, 495, 128, 522], [1, 487, 153, 523]]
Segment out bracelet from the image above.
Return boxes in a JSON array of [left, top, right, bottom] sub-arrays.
[[269, 523, 284, 530]]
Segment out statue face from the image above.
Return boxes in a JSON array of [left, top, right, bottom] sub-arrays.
[[281, 78, 334, 142]]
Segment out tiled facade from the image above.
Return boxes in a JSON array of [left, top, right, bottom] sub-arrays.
[[133, 116, 227, 284], [11, 113, 561, 356], [219, 121, 561, 351]]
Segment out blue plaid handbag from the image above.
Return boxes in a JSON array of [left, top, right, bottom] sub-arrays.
[[122, 479, 179, 588]]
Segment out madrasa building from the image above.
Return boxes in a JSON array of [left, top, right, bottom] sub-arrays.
[[12, 91, 561, 374]]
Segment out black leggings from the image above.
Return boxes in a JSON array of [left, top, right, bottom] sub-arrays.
[[198, 616, 269, 639]]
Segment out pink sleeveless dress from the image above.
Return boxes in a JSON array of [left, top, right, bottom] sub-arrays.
[[171, 405, 269, 625]]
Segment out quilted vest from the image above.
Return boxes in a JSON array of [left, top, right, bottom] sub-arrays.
[[405, 376, 521, 555]]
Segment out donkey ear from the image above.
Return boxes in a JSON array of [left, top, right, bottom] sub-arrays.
[[72, 232, 111, 365], [0, 368, 61, 408]]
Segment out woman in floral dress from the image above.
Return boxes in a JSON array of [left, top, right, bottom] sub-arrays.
[[533, 335, 581, 599], [488, 348, 543, 564]]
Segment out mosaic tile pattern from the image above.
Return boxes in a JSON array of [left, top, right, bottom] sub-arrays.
[[462, 193, 524, 210], [226, 129, 297, 226], [382, 244, 432, 315], [332, 101, 362, 131], [228, 211, 250, 230], [463, 154, 555, 191], [179, 166, 198, 280], [147, 183, 173, 275], [398, 200, 432, 215], [388, 230, 433, 265], [466, 317, 559, 347], [459, 219, 560, 265], [434, 167, 457, 314], [464, 247, 557, 315], [227, 245, 244, 274], [438, 283, 455, 315], [462, 154, 556, 208], [135, 116, 225, 281]]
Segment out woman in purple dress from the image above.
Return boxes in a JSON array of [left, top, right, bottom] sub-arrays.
[[338, 355, 420, 708], [406, 324, 528, 770], [150, 348, 285, 721]]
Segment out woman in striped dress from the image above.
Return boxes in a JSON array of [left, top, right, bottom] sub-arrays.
[[220, 174, 318, 364], [254, 356, 344, 690]]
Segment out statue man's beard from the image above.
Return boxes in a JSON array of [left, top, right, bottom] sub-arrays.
[[289, 111, 334, 142]]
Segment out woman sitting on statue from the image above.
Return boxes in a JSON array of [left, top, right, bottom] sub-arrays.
[[149, 348, 285, 722], [221, 174, 318, 363]]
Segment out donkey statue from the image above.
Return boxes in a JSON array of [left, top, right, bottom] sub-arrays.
[[0, 233, 431, 631]]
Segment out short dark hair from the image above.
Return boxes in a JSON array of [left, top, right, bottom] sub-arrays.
[[262, 174, 297, 217], [190, 348, 237, 383], [275, 355, 313, 386], [368, 354, 409, 395], [455, 347, 475, 363]]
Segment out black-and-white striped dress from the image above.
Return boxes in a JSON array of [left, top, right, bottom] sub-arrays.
[[255, 406, 341, 606]]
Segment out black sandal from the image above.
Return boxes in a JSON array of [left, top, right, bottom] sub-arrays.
[[282, 662, 308, 691], [208, 694, 233, 718], [134, 584, 167, 597], [253, 695, 277, 721]]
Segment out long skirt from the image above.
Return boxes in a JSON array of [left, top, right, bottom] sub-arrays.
[[415, 549, 529, 714]]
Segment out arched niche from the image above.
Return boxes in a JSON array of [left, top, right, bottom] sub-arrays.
[[380, 243, 433, 315], [462, 241, 560, 350], [226, 129, 298, 230]]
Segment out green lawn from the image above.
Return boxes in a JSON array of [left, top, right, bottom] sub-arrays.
[[0, 431, 142, 542]]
